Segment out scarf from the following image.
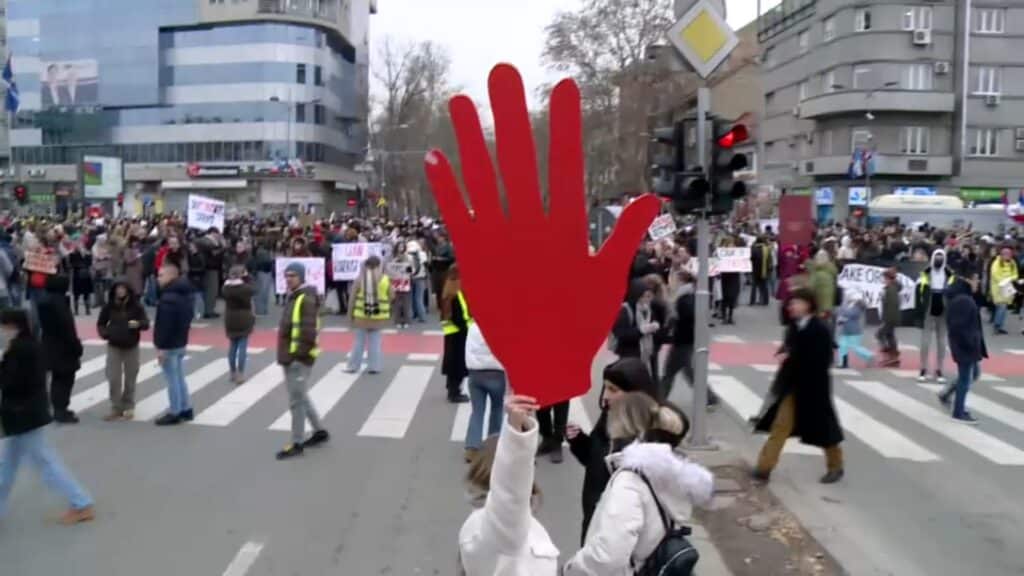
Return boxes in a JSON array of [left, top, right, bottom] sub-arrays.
[[362, 268, 380, 315], [636, 301, 654, 365]]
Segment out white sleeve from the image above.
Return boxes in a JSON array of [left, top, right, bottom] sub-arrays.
[[563, 474, 645, 576], [478, 417, 539, 556]]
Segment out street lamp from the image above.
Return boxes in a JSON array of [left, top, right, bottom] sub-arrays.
[[269, 94, 321, 215]]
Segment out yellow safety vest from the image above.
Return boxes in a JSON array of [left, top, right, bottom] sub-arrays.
[[918, 271, 955, 296], [442, 291, 473, 335], [289, 292, 320, 358], [353, 276, 391, 321]]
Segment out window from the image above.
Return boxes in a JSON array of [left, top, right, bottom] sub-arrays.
[[799, 80, 810, 101], [853, 66, 872, 89], [903, 64, 934, 90], [976, 9, 1005, 34], [851, 128, 872, 150], [823, 16, 836, 41], [822, 130, 834, 155], [903, 7, 933, 31], [314, 65, 323, 86], [975, 67, 1001, 95], [901, 127, 930, 155], [798, 29, 810, 53], [856, 9, 872, 32], [824, 69, 837, 93], [296, 63, 306, 84], [765, 91, 775, 108], [295, 103, 306, 123], [314, 104, 325, 125], [970, 128, 1000, 157], [763, 47, 776, 68]]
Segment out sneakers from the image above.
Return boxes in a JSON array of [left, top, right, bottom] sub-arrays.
[[103, 411, 123, 422], [304, 429, 330, 448], [447, 393, 470, 404], [996, 328, 1009, 335], [820, 469, 845, 484], [59, 506, 96, 526], [178, 409, 194, 422], [916, 371, 928, 383], [750, 469, 771, 483], [953, 412, 979, 425], [154, 413, 182, 426], [536, 437, 558, 457], [276, 443, 304, 460], [839, 356, 849, 369], [935, 372, 946, 384], [54, 411, 79, 424], [549, 444, 564, 464], [937, 391, 951, 408]]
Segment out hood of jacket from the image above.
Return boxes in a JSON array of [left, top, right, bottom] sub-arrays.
[[608, 442, 714, 521], [465, 323, 503, 371], [930, 248, 947, 268], [107, 277, 137, 304], [287, 284, 318, 302]]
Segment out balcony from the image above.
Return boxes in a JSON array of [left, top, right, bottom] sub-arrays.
[[799, 90, 955, 119], [258, 0, 337, 23], [800, 154, 953, 177]]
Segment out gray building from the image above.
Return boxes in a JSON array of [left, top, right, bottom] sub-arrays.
[[2, 0, 376, 216], [758, 0, 1024, 222]]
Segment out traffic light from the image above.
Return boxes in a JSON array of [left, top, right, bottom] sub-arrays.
[[116, 193, 125, 207], [709, 120, 750, 215], [13, 185, 27, 205], [649, 120, 705, 214]]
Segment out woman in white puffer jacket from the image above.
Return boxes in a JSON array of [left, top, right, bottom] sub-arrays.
[[563, 392, 714, 576], [463, 322, 507, 462]]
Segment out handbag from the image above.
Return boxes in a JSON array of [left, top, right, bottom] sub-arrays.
[[630, 470, 699, 576]]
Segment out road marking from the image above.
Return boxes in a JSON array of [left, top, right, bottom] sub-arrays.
[[889, 369, 919, 379], [382, 328, 398, 335], [832, 368, 861, 377], [83, 340, 210, 353], [451, 401, 490, 443], [770, 340, 781, 347], [1004, 349, 1024, 356], [83, 338, 106, 346], [713, 334, 744, 344], [407, 353, 440, 362], [358, 365, 435, 438], [708, 375, 818, 455], [322, 327, 349, 333], [751, 364, 777, 373], [69, 359, 165, 413], [269, 365, 362, 431], [247, 347, 266, 354], [832, 396, 940, 462], [424, 330, 444, 336], [76, 354, 110, 380], [977, 373, 1005, 383], [133, 360, 230, 421], [995, 387, 1024, 401], [900, 344, 920, 351], [847, 380, 1024, 465], [192, 364, 283, 427], [222, 541, 264, 576], [920, 384, 1024, 434]]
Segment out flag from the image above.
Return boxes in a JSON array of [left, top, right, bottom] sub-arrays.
[[848, 149, 864, 179], [2, 55, 12, 83], [3, 54, 18, 113], [863, 149, 876, 177]]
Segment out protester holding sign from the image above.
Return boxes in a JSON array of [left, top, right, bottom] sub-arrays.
[[345, 256, 392, 375], [388, 242, 414, 329]]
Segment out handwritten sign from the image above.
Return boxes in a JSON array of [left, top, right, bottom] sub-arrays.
[[23, 249, 58, 275], [838, 263, 916, 311], [275, 258, 326, 295], [715, 247, 752, 273], [386, 261, 412, 292], [648, 214, 677, 241], [331, 243, 390, 281], [187, 194, 225, 232]]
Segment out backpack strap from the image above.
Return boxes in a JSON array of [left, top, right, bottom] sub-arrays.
[[627, 468, 672, 532]]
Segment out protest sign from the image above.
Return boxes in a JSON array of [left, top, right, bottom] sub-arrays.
[[23, 248, 58, 274], [715, 247, 752, 273], [187, 194, 225, 232], [331, 242, 390, 281], [647, 214, 677, 241], [386, 261, 412, 292], [837, 263, 916, 312], [275, 258, 326, 295]]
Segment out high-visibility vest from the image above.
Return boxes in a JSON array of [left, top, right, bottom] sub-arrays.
[[918, 270, 955, 296], [289, 292, 320, 358], [353, 276, 391, 321], [441, 291, 473, 335]]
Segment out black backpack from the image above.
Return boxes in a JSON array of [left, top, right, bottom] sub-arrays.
[[631, 470, 699, 576]]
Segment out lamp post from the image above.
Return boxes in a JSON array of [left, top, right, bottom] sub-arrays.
[[269, 92, 321, 216]]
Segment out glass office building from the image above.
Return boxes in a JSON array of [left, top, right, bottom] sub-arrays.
[[3, 0, 373, 214]]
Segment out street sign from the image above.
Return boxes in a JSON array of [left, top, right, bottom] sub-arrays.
[[667, 0, 738, 79]]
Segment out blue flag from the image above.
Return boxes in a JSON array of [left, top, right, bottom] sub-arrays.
[[2, 55, 12, 84], [2, 55, 17, 113]]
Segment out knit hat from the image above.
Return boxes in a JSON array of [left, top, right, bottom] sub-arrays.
[[284, 262, 306, 283], [603, 357, 659, 400]]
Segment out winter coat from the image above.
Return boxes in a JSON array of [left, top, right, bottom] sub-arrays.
[[443, 293, 470, 380], [611, 281, 667, 359], [989, 257, 1019, 306], [68, 251, 94, 296], [914, 250, 954, 325], [562, 442, 714, 576], [568, 411, 612, 545], [836, 301, 865, 336], [750, 243, 773, 282], [154, 277, 194, 350], [458, 417, 559, 576], [277, 285, 319, 366], [719, 272, 741, 307], [670, 291, 696, 348], [808, 260, 838, 313], [946, 279, 987, 365], [122, 245, 145, 296], [223, 280, 256, 340], [882, 282, 901, 326], [756, 316, 843, 448], [35, 276, 83, 375], [465, 323, 503, 371], [0, 333, 52, 437], [97, 280, 150, 349]]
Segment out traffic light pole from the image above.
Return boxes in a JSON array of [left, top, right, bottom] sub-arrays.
[[690, 86, 715, 450]]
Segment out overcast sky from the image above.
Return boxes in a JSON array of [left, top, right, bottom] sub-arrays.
[[369, 0, 781, 110]]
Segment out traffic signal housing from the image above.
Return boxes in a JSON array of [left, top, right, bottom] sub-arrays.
[[13, 184, 27, 205], [709, 120, 750, 215], [649, 120, 706, 214]]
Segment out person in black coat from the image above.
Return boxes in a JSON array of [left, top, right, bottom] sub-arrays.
[[153, 262, 195, 426], [610, 280, 666, 378], [68, 245, 94, 315], [35, 275, 84, 424], [939, 276, 987, 423], [0, 308, 95, 524], [565, 357, 659, 544], [753, 288, 845, 484], [97, 279, 150, 420], [660, 271, 720, 405]]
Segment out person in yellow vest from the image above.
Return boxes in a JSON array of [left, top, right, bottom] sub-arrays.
[[989, 246, 1019, 335], [346, 256, 392, 374], [440, 265, 471, 404], [276, 262, 328, 460]]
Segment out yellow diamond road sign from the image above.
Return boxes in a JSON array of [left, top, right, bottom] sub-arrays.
[[668, 0, 738, 79]]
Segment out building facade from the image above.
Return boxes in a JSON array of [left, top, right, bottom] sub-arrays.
[[758, 0, 1024, 221], [3, 0, 375, 216]]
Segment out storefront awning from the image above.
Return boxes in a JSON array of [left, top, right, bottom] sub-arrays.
[[161, 180, 248, 190]]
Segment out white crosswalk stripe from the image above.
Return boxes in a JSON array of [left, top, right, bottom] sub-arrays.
[[995, 387, 1024, 401], [709, 375, 818, 455], [451, 396, 593, 443], [268, 365, 363, 431], [358, 365, 435, 438], [1004, 349, 1024, 356], [407, 353, 440, 362], [920, 384, 1024, 434], [713, 334, 744, 344], [76, 354, 110, 380], [847, 380, 1024, 465], [708, 362, 722, 371], [69, 359, 166, 413], [751, 364, 776, 373], [833, 368, 861, 377], [83, 339, 211, 352], [322, 327, 349, 333], [831, 396, 940, 462], [132, 359, 231, 421], [192, 364, 283, 427]]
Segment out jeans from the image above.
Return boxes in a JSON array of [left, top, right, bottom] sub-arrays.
[[228, 336, 249, 374], [0, 427, 93, 516], [159, 348, 191, 415], [466, 370, 506, 449], [952, 361, 978, 418], [394, 291, 412, 325], [347, 328, 382, 372], [920, 313, 946, 373], [144, 275, 158, 307], [255, 272, 272, 316], [93, 277, 110, 308], [0, 295, 10, 310], [411, 278, 428, 322], [193, 288, 204, 320], [994, 304, 1008, 331], [837, 334, 874, 364], [285, 362, 322, 444]]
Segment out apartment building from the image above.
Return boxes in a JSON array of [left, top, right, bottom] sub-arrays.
[[759, 0, 1024, 221]]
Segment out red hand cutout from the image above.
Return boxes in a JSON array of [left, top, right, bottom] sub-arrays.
[[424, 64, 660, 407]]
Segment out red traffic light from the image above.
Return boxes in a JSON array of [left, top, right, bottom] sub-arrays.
[[13, 185, 27, 204], [116, 193, 125, 206], [346, 199, 357, 207], [717, 124, 749, 149]]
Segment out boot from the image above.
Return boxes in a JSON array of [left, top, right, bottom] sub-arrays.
[[840, 355, 849, 369], [59, 506, 96, 525]]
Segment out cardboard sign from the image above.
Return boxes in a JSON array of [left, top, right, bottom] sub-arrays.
[[187, 194, 225, 232], [23, 249, 58, 274], [331, 243, 391, 281], [648, 214, 677, 241], [837, 263, 916, 312], [386, 261, 412, 292], [422, 64, 660, 406], [715, 247, 752, 273], [275, 258, 326, 295]]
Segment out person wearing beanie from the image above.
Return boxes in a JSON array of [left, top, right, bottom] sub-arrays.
[[223, 265, 255, 384], [35, 275, 84, 424], [275, 261, 329, 460], [565, 357, 660, 544]]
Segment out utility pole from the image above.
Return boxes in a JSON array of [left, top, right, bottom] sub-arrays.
[[690, 86, 713, 448]]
